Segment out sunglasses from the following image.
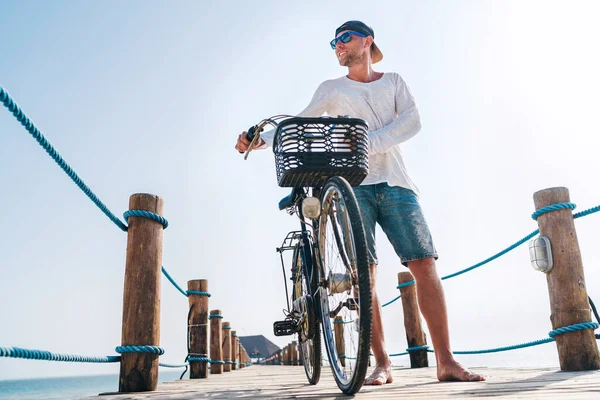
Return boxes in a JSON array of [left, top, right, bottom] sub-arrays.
[[330, 31, 366, 49]]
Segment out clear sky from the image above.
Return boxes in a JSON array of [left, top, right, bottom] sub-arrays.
[[1, 0, 599, 381]]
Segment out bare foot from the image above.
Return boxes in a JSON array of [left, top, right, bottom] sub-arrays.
[[437, 360, 485, 382], [364, 365, 393, 385]]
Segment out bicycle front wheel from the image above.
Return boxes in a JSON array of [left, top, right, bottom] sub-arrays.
[[292, 244, 321, 385], [317, 176, 372, 395]]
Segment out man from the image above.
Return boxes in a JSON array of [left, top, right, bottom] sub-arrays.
[[235, 20, 484, 385]]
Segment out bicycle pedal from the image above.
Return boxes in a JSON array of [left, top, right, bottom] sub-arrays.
[[273, 320, 298, 336]]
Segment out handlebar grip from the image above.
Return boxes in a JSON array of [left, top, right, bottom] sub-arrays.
[[246, 126, 257, 142], [238, 126, 257, 154]]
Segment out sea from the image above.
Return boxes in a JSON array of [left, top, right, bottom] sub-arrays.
[[0, 370, 188, 400]]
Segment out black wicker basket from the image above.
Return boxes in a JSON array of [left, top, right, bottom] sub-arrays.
[[273, 117, 369, 187]]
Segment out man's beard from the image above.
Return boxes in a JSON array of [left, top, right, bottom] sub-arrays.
[[340, 50, 363, 67]]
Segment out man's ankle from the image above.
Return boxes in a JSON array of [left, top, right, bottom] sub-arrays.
[[374, 358, 392, 369], [435, 353, 456, 366]]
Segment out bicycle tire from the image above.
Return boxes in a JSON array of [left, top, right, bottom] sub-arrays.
[[317, 176, 372, 394], [292, 244, 321, 385]]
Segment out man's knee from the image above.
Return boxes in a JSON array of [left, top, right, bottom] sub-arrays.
[[406, 257, 437, 280], [369, 263, 377, 289]]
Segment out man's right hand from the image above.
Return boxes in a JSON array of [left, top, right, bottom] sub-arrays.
[[235, 132, 264, 153]]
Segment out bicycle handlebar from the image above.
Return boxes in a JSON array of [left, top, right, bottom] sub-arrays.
[[239, 115, 294, 160]]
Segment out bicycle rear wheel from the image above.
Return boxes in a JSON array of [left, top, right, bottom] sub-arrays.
[[317, 176, 372, 394], [292, 244, 321, 384]]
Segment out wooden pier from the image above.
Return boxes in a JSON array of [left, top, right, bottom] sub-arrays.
[[87, 365, 600, 399]]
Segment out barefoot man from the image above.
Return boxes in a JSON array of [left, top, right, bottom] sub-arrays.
[[236, 20, 485, 385]]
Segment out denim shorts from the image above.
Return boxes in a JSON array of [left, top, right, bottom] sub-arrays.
[[353, 183, 438, 266]]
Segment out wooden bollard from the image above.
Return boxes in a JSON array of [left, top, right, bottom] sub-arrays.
[[277, 350, 282, 365], [119, 194, 164, 392], [291, 341, 299, 366], [187, 279, 209, 379], [222, 322, 232, 372], [334, 316, 345, 367], [282, 346, 287, 365], [239, 344, 245, 368], [398, 272, 429, 368], [240, 345, 245, 368], [243, 346, 251, 366], [231, 331, 238, 370], [533, 187, 600, 370], [209, 310, 223, 374], [296, 341, 302, 366], [286, 344, 292, 365]]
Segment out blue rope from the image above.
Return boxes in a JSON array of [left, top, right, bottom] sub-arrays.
[[386, 201, 600, 306], [161, 267, 211, 298], [382, 295, 402, 307], [532, 202, 576, 220], [389, 346, 431, 357], [548, 322, 598, 338], [407, 345, 429, 352], [574, 204, 600, 219], [159, 362, 188, 368], [389, 338, 555, 357], [385, 230, 540, 306], [187, 290, 211, 297], [209, 314, 223, 319], [186, 357, 227, 365], [188, 357, 211, 363], [223, 326, 232, 330], [0, 346, 120, 363], [389, 323, 599, 357], [124, 210, 168, 229], [161, 266, 189, 297], [0, 86, 128, 231], [0, 87, 173, 232], [115, 345, 164, 355], [452, 338, 556, 355]]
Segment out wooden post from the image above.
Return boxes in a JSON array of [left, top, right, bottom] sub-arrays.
[[277, 349, 282, 366], [209, 310, 223, 374], [222, 322, 232, 372], [334, 316, 345, 367], [243, 346, 251, 366], [292, 341, 299, 366], [533, 187, 600, 370], [187, 279, 209, 379], [286, 344, 292, 365], [398, 272, 429, 368], [119, 194, 164, 392], [231, 331, 238, 370], [296, 341, 302, 366], [239, 344, 245, 368]]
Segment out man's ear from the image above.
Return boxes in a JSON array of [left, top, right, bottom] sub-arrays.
[[364, 36, 374, 49]]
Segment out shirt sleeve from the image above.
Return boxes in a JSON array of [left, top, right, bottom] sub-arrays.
[[258, 81, 330, 149], [367, 74, 422, 155]]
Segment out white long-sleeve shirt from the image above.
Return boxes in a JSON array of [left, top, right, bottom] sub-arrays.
[[260, 72, 422, 195]]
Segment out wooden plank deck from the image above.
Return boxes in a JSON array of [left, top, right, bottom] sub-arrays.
[[87, 365, 600, 399]]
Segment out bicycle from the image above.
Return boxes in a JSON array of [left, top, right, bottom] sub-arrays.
[[240, 115, 373, 394]]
